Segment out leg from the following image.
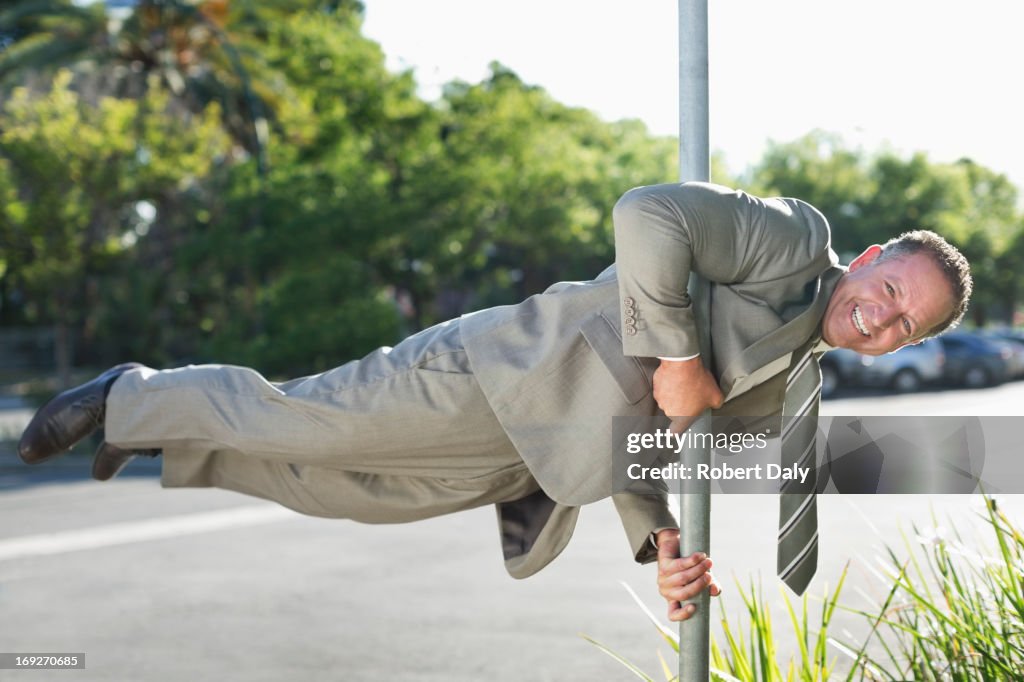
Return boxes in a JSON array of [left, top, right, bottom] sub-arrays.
[[166, 449, 541, 523], [105, 319, 518, 481]]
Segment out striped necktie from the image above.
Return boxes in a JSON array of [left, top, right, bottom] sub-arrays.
[[777, 340, 821, 595]]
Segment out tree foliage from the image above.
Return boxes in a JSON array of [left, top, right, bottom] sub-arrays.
[[1, 3, 1021, 379], [0, 0, 276, 168], [749, 131, 1022, 325], [0, 70, 229, 381]]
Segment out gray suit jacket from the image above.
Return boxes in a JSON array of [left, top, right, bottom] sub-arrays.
[[459, 182, 842, 577]]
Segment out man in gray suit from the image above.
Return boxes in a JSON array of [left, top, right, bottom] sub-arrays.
[[19, 182, 972, 622]]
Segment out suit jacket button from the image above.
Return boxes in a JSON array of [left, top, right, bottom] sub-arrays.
[[625, 325, 637, 336], [624, 308, 635, 319], [624, 297, 635, 308]]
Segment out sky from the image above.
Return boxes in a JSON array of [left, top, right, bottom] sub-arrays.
[[361, 0, 1024, 192]]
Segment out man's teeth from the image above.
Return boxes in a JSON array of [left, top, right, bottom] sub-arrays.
[[852, 305, 870, 336]]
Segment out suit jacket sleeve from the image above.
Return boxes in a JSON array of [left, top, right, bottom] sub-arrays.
[[613, 181, 825, 358], [612, 492, 678, 564]]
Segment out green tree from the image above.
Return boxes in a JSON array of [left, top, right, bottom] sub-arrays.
[[0, 71, 229, 384], [751, 132, 1024, 325], [152, 7, 425, 374], [425, 64, 678, 315], [749, 131, 875, 258], [0, 0, 272, 169]]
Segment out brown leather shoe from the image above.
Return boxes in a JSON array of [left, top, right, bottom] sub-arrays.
[[91, 441, 160, 481], [18, 363, 145, 464]]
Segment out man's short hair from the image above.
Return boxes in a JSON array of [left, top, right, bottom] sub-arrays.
[[876, 229, 972, 337]]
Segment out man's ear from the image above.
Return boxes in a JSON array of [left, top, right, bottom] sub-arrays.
[[848, 244, 883, 272]]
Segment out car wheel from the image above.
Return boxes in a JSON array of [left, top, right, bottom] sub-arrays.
[[891, 368, 921, 393], [963, 365, 990, 388], [820, 364, 839, 398]]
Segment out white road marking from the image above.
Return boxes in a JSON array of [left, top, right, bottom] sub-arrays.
[[0, 505, 296, 562]]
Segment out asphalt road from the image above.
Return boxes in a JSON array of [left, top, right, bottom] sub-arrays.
[[1, 382, 1022, 681]]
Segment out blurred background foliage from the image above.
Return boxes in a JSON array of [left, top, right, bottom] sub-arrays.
[[1, 1, 1021, 383]]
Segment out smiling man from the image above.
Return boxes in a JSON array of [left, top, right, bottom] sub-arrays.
[[610, 184, 970, 620], [18, 182, 972, 625], [820, 235, 966, 354]]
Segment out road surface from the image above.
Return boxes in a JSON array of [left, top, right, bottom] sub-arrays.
[[1, 382, 1022, 681]]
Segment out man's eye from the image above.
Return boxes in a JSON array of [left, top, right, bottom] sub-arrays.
[[903, 318, 912, 334], [886, 283, 895, 296]]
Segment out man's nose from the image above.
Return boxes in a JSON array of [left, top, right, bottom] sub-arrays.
[[870, 303, 900, 329]]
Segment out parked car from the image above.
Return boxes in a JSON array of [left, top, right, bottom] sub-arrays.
[[980, 329, 1024, 379], [937, 332, 1011, 387], [820, 338, 945, 397]]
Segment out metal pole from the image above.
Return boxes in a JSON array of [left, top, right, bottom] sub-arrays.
[[679, 0, 710, 183], [678, 1, 711, 681]]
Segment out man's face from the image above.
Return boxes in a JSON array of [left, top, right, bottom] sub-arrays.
[[821, 245, 955, 355]]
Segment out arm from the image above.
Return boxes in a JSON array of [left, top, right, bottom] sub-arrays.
[[612, 492, 678, 564], [612, 493, 721, 621], [615, 183, 758, 616], [615, 181, 833, 421], [655, 528, 722, 622], [614, 181, 827, 358], [613, 182, 766, 359], [614, 183, 761, 421]]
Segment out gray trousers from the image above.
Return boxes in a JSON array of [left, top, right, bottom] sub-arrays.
[[105, 320, 542, 523]]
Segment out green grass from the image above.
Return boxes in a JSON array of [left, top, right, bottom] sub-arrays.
[[834, 497, 1024, 680], [585, 497, 1024, 681]]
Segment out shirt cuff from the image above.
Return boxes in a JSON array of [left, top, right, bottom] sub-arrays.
[[646, 526, 680, 554], [657, 354, 700, 362]]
